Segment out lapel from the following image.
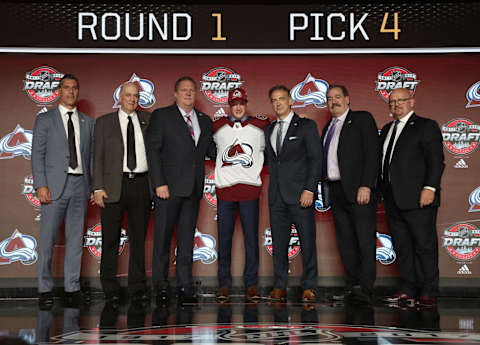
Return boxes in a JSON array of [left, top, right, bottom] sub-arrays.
[[196, 108, 206, 147], [265, 120, 276, 158], [137, 111, 149, 139], [338, 110, 353, 149], [53, 107, 68, 146], [173, 104, 196, 147], [78, 111, 86, 153], [278, 113, 300, 158], [390, 112, 418, 162], [112, 111, 124, 158]]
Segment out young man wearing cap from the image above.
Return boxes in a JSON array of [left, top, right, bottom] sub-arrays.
[[213, 88, 269, 302]]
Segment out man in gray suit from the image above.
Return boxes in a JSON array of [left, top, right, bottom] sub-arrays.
[[32, 74, 94, 309]]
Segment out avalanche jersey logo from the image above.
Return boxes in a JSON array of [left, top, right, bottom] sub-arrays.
[[175, 229, 218, 264], [0, 229, 38, 265], [466, 81, 480, 108], [376, 232, 396, 265], [222, 139, 253, 168], [0, 125, 33, 160], [291, 73, 329, 108], [113, 73, 156, 109]]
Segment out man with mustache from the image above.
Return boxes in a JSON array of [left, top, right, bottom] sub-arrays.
[[321, 85, 379, 304]]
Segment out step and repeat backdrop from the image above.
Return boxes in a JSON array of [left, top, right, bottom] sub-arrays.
[[0, 2, 479, 287]]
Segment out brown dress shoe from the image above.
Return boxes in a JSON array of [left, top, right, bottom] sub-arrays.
[[302, 289, 316, 302], [268, 288, 287, 301], [246, 286, 261, 301], [216, 287, 230, 301]]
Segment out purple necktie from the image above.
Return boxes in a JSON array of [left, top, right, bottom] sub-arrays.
[[322, 118, 339, 179]]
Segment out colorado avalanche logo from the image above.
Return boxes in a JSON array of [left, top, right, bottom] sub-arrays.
[[466, 81, 480, 108], [113, 73, 156, 109], [469, 186, 480, 212], [175, 229, 217, 264], [376, 232, 396, 265], [0, 229, 38, 265], [0, 125, 33, 160], [291, 73, 329, 108], [222, 139, 253, 168]]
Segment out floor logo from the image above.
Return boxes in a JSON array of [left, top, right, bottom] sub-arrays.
[[264, 225, 301, 260], [466, 81, 480, 108], [113, 73, 156, 109], [0, 125, 33, 160], [0, 229, 38, 265], [376, 66, 420, 102], [442, 118, 480, 156], [469, 186, 480, 212], [201, 67, 243, 104], [291, 73, 329, 108], [203, 171, 217, 207], [376, 232, 396, 265], [83, 223, 128, 260], [23, 66, 63, 104], [442, 223, 480, 262]]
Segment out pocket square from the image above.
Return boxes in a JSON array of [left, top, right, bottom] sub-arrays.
[[288, 136, 298, 140]]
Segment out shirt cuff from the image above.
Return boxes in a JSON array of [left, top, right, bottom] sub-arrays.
[[423, 186, 436, 192], [304, 189, 314, 194]]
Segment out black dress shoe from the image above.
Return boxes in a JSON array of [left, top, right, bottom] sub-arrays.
[[178, 288, 198, 305], [156, 289, 169, 305], [132, 290, 150, 304], [352, 286, 373, 305], [64, 290, 85, 307], [105, 292, 121, 304], [39, 292, 54, 310]]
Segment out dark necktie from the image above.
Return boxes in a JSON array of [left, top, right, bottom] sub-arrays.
[[67, 111, 78, 169], [383, 120, 400, 184], [276, 120, 284, 155], [322, 118, 339, 179], [127, 115, 136, 171]]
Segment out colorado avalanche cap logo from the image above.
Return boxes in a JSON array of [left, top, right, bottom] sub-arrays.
[[222, 139, 253, 168], [0, 125, 33, 160], [291, 73, 329, 108], [376, 232, 396, 265], [469, 186, 480, 212], [0, 229, 38, 265], [466, 81, 480, 108], [113, 73, 156, 109]]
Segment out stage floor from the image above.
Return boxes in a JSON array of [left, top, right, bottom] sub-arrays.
[[2, 294, 480, 345]]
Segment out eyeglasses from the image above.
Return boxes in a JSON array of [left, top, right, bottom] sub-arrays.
[[389, 98, 410, 105]]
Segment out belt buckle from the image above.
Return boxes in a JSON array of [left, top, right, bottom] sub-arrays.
[[128, 172, 135, 179]]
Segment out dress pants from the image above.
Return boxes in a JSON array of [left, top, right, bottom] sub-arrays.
[[217, 198, 259, 288], [100, 174, 151, 296], [37, 174, 87, 293], [383, 184, 439, 296], [152, 193, 199, 294], [329, 181, 377, 291], [269, 191, 318, 290]]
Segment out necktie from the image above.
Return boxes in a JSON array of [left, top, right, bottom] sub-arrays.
[[322, 118, 339, 179], [185, 114, 195, 141], [127, 115, 136, 171], [276, 120, 284, 155], [383, 120, 399, 184], [67, 112, 78, 169]]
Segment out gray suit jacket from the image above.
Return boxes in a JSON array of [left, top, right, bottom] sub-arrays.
[[31, 107, 94, 200], [92, 110, 151, 203]]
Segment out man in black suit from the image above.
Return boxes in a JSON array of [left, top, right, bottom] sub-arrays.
[[380, 88, 444, 307], [146, 76, 214, 305], [264, 85, 321, 303], [321, 85, 379, 304], [93, 82, 151, 304]]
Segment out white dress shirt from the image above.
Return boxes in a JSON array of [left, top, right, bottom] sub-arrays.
[[324, 108, 349, 181], [177, 104, 201, 145], [118, 109, 148, 173], [270, 111, 294, 154], [58, 104, 83, 174]]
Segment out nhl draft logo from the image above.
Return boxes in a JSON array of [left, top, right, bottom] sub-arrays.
[[175, 229, 217, 264], [442, 118, 480, 156], [203, 171, 217, 207], [376, 66, 420, 102], [442, 223, 480, 262], [113, 73, 156, 109], [264, 225, 301, 260], [315, 181, 330, 212], [201, 67, 243, 104], [23, 66, 64, 104], [83, 224, 128, 260], [0, 125, 33, 160], [21, 175, 40, 208], [222, 139, 253, 168], [0, 229, 38, 265], [466, 81, 480, 108], [469, 186, 480, 212], [291, 73, 329, 108], [376, 232, 396, 265]]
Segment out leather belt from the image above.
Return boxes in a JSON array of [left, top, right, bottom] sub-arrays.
[[123, 172, 148, 179]]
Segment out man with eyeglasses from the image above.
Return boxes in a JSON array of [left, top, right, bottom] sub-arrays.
[[380, 88, 444, 308], [321, 85, 379, 305]]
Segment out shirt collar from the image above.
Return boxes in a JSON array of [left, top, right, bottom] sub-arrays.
[[119, 108, 137, 118], [230, 114, 248, 123], [333, 107, 349, 123], [58, 104, 77, 116], [177, 104, 195, 118]]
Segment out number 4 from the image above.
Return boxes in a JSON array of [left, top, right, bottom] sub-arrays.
[[380, 12, 401, 40]]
